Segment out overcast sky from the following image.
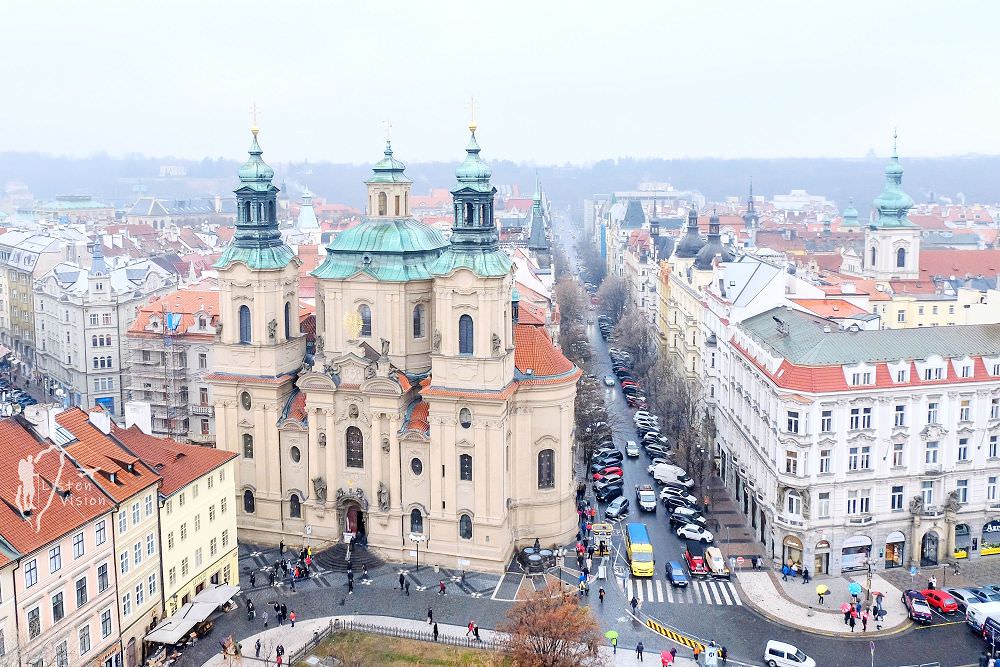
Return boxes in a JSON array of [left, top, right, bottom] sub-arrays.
[[3, 1, 999, 164]]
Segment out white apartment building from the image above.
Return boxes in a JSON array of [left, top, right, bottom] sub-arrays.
[[716, 306, 1000, 576], [33, 244, 176, 416]]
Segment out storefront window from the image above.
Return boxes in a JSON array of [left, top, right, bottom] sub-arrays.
[[984, 520, 1000, 556], [884, 531, 905, 568]]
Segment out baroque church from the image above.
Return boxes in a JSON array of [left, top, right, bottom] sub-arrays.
[[208, 121, 580, 570]]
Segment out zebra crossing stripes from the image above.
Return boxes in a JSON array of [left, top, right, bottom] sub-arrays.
[[623, 577, 742, 606]]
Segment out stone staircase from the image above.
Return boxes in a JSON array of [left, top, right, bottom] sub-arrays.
[[313, 543, 385, 573]]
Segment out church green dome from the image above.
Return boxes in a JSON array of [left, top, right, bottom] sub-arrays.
[[368, 142, 412, 184], [454, 130, 492, 189], [237, 129, 275, 190], [312, 218, 448, 281]]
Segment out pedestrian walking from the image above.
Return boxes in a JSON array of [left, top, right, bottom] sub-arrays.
[[861, 610, 868, 632], [281, 603, 287, 617], [405, 580, 410, 596], [599, 587, 605, 604], [693, 645, 701, 661], [849, 615, 856, 632], [473, 624, 481, 642], [588, 545, 595, 560], [817, 591, 824, 605], [255, 638, 261, 658], [636, 641, 644, 661], [362, 564, 369, 580], [348, 578, 354, 594], [928, 575, 937, 590], [280, 540, 285, 554], [438, 580, 447, 595], [802, 567, 810, 584], [631, 596, 639, 614], [263, 611, 269, 627], [781, 564, 788, 581], [721, 646, 728, 664], [347, 566, 354, 583], [399, 573, 405, 591], [611, 637, 617, 655], [290, 576, 296, 592], [843, 609, 851, 625], [433, 622, 439, 642], [467, 622, 475, 637], [250, 571, 256, 588], [290, 611, 296, 628], [427, 608, 433, 624], [855, 600, 862, 616]]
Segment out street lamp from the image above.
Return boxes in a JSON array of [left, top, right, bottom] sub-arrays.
[[409, 533, 426, 571]]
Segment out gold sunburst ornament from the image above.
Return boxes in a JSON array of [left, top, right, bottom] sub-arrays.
[[343, 311, 363, 341]]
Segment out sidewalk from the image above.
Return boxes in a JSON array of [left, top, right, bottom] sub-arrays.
[[197, 613, 699, 667], [736, 568, 910, 636]]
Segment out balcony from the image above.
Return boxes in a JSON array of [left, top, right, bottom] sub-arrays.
[[775, 514, 806, 529], [845, 514, 875, 527], [191, 404, 214, 416], [188, 431, 216, 445], [923, 464, 944, 476], [923, 506, 944, 519]]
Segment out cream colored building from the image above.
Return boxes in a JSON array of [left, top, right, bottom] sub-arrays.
[[113, 425, 239, 615], [0, 558, 14, 666], [210, 127, 579, 571]]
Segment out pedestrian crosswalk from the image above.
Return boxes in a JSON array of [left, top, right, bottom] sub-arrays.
[[622, 577, 742, 606]]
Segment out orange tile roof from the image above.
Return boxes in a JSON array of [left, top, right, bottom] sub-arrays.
[[56, 408, 160, 502], [0, 418, 113, 555], [791, 299, 868, 318], [286, 391, 307, 422], [204, 372, 297, 385], [421, 383, 519, 401], [112, 425, 235, 497], [919, 249, 1000, 279], [409, 400, 429, 433], [518, 300, 547, 326], [130, 289, 220, 336], [514, 324, 575, 378]]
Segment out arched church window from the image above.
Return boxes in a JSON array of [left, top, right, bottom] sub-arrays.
[[239, 305, 251, 344], [284, 301, 291, 340], [458, 315, 474, 355], [465, 202, 474, 226], [358, 304, 372, 337], [412, 304, 425, 338], [410, 508, 423, 534], [896, 247, 906, 268], [378, 192, 387, 216], [459, 454, 473, 481], [459, 514, 473, 540], [346, 426, 364, 469], [242, 434, 254, 459], [243, 490, 255, 514], [289, 494, 301, 519], [538, 449, 555, 489]]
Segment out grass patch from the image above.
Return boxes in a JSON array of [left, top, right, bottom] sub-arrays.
[[296, 630, 510, 666]]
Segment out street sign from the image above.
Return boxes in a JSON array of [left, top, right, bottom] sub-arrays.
[[409, 550, 417, 557], [304, 525, 312, 535], [910, 565, 918, 576], [736, 556, 745, 566]]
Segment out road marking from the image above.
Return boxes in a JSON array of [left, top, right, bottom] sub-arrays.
[[665, 583, 674, 603], [717, 582, 733, 605], [709, 582, 722, 604], [727, 582, 743, 605], [646, 579, 654, 602], [644, 618, 706, 652], [655, 579, 664, 603], [626, 578, 634, 601]]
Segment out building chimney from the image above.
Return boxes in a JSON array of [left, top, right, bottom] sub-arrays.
[[88, 407, 112, 435], [22, 404, 63, 441], [125, 401, 154, 435]]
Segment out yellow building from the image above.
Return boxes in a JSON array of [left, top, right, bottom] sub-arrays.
[[113, 426, 239, 615]]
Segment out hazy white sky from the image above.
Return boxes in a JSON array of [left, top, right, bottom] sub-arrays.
[[3, 1, 999, 164]]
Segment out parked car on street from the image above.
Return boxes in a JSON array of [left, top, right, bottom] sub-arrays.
[[605, 496, 630, 520], [625, 441, 640, 457], [947, 587, 990, 613], [665, 561, 688, 587], [669, 507, 707, 528], [635, 484, 657, 512], [921, 589, 958, 613], [676, 523, 714, 543], [901, 589, 933, 624], [764, 641, 816, 667]]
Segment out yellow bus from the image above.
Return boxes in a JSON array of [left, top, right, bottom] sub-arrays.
[[625, 523, 654, 577]]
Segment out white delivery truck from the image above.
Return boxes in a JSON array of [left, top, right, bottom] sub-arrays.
[[653, 463, 695, 488], [966, 601, 1000, 633]]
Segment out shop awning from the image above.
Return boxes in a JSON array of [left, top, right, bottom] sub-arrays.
[[143, 602, 218, 644], [193, 583, 239, 606]]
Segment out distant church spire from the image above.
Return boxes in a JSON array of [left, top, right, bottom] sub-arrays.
[[742, 178, 759, 231]]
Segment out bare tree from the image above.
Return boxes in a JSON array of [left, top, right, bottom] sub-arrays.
[[499, 582, 607, 667], [610, 305, 659, 380], [596, 276, 629, 323], [576, 238, 605, 286], [554, 278, 590, 331]]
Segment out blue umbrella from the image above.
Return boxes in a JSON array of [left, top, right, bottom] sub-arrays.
[[848, 582, 862, 596]]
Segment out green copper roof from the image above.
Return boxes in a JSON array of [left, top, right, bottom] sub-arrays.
[[367, 142, 412, 184], [452, 130, 493, 193], [429, 247, 512, 278], [312, 218, 448, 281], [871, 148, 917, 228], [215, 128, 295, 271], [841, 197, 860, 226]]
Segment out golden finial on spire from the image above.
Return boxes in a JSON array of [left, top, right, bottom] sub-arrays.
[[468, 96, 477, 133], [250, 102, 260, 136]]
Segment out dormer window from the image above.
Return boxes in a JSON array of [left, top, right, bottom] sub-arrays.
[[850, 371, 872, 386], [924, 367, 943, 381]]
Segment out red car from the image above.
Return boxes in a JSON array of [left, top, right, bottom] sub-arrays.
[[921, 589, 958, 613], [592, 469, 623, 482]]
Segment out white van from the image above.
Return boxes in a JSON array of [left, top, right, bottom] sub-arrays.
[[653, 464, 694, 488], [966, 601, 1000, 632], [764, 640, 816, 667]]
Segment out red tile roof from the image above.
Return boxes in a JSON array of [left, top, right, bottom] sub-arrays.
[[112, 425, 235, 497], [791, 299, 868, 318], [0, 418, 114, 555], [918, 249, 1000, 279], [518, 300, 547, 326], [514, 324, 575, 378], [204, 372, 297, 385], [56, 409, 159, 502], [409, 400, 429, 433], [130, 288, 220, 336], [286, 392, 307, 422]]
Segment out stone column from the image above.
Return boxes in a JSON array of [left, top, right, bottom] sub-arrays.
[[945, 510, 957, 560], [909, 514, 922, 569]]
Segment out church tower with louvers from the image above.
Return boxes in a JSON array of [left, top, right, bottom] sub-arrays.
[[212, 123, 580, 571]]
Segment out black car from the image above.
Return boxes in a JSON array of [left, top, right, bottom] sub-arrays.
[[593, 452, 623, 466], [642, 433, 669, 446], [645, 445, 669, 459], [595, 482, 624, 503], [662, 495, 700, 512]]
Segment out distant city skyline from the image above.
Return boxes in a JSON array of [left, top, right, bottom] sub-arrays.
[[3, 1, 999, 163]]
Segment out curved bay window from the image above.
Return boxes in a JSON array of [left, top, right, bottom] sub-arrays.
[[346, 426, 364, 469], [538, 449, 555, 489]]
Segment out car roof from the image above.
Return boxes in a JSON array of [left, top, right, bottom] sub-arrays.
[[766, 640, 799, 652]]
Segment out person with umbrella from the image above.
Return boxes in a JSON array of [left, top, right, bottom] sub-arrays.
[[816, 584, 829, 605], [604, 630, 618, 654], [660, 648, 676, 666], [841, 602, 852, 625]]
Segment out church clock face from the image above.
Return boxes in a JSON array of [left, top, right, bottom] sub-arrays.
[[240, 392, 252, 410]]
